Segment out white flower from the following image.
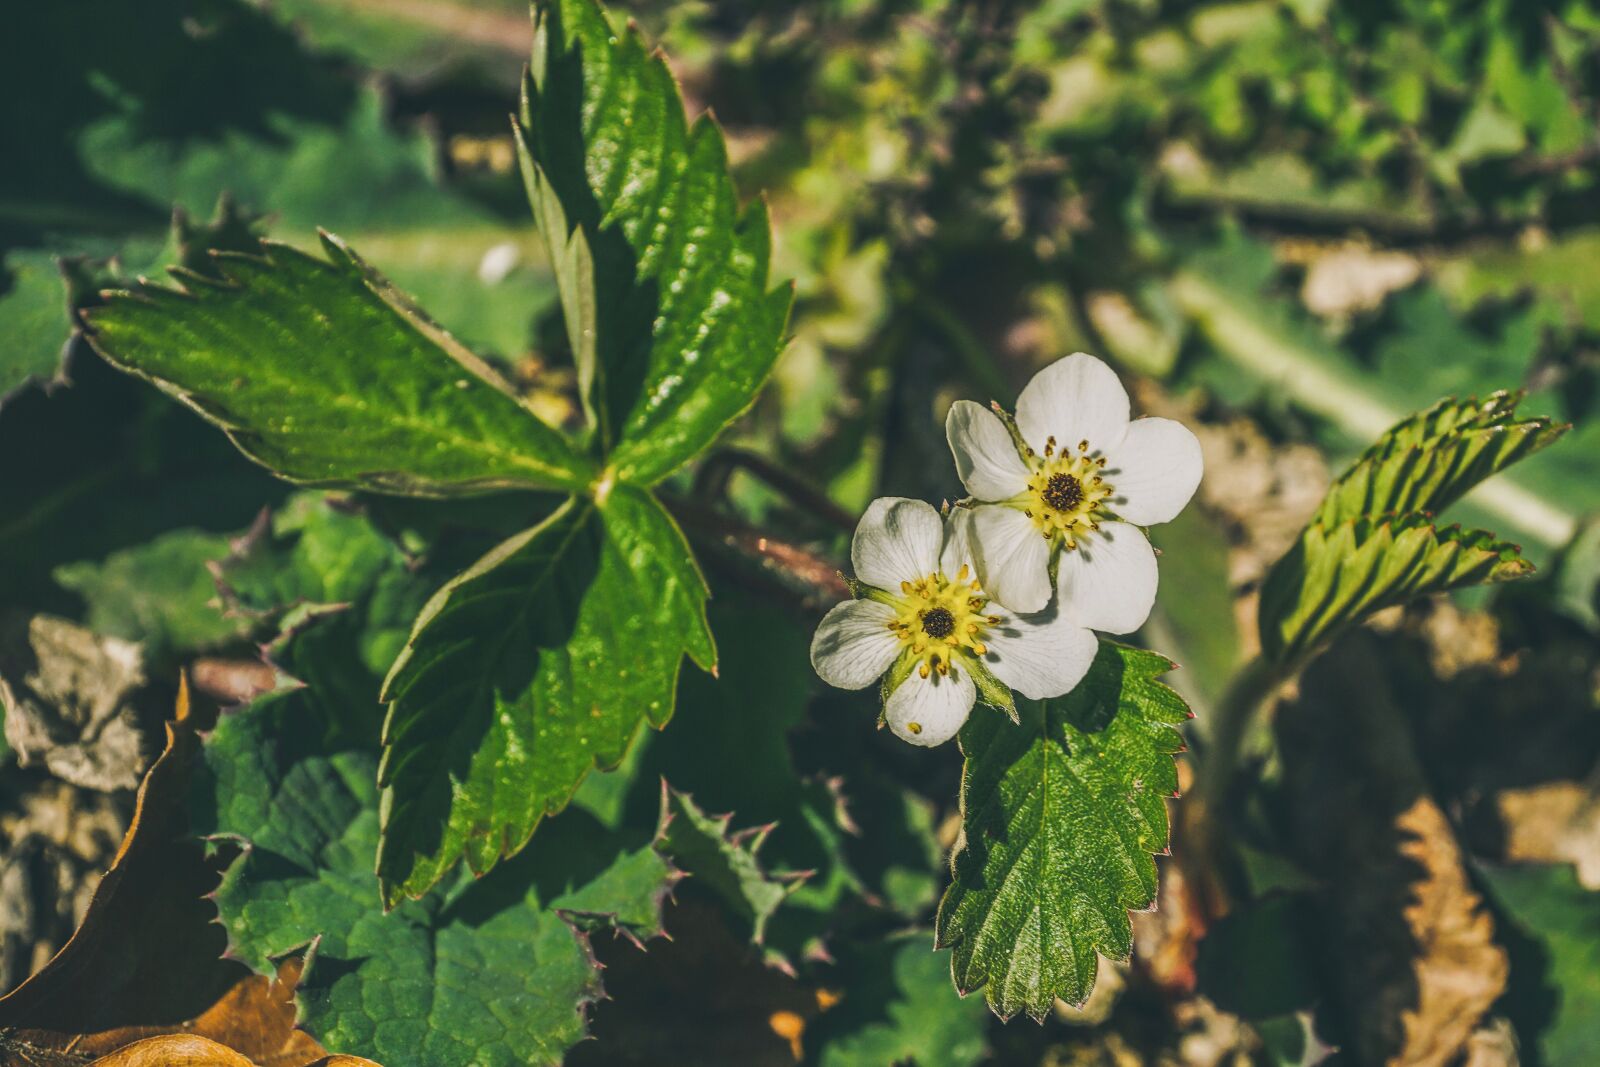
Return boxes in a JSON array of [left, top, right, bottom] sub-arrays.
[[944, 352, 1202, 626], [810, 497, 1097, 747]]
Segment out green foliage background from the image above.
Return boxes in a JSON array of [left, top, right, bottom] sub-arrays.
[[2, 1, 1599, 1065]]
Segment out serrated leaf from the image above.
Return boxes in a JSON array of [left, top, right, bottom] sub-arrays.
[[517, 0, 792, 484], [197, 683, 678, 1067], [1261, 515, 1531, 662], [935, 642, 1189, 1020], [1259, 392, 1562, 663], [376, 483, 713, 904], [84, 234, 591, 496], [215, 492, 408, 618], [1312, 391, 1565, 527], [660, 787, 806, 948]]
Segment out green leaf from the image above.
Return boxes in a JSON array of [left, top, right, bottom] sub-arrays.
[[517, 0, 792, 484], [936, 642, 1190, 1020], [1259, 392, 1563, 663], [216, 491, 409, 617], [84, 233, 591, 496], [0, 250, 72, 407], [660, 787, 806, 948], [198, 683, 677, 1067], [1261, 516, 1531, 662], [1479, 863, 1600, 1066], [1311, 392, 1565, 528], [52, 528, 244, 662], [377, 483, 713, 904], [811, 931, 992, 1067]]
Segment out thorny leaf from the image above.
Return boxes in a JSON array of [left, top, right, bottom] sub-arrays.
[[0, 615, 148, 791], [659, 786, 808, 950]]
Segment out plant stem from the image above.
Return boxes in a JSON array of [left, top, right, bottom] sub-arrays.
[[692, 448, 857, 534]]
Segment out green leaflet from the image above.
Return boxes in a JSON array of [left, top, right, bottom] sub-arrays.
[[518, 0, 792, 483], [1479, 863, 1600, 1065], [1259, 393, 1564, 663], [660, 788, 806, 948], [1311, 392, 1566, 527], [0, 250, 73, 407], [52, 528, 245, 662], [811, 931, 992, 1067], [936, 642, 1190, 1020], [85, 233, 591, 496], [197, 684, 677, 1067], [377, 483, 713, 905]]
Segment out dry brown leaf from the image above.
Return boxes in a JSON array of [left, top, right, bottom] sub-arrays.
[[0, 679, 383, 1067], [1277, 633, 1509, 1067], [83, 1033, 383, 1067], [89, 1034, 256, 1067]]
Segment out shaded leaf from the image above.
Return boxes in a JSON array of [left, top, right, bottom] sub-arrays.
[[660, 787, 806, 949], [936, 642, 1190, 1019], [84, 234, 590, 496], [809, 930, 991, 1067], [1276, 633, 1509, 1065], [54, 529, 245, 662], [517, 0, 791, 482], [377, 484, 712, 904], [199, 678, 681, 1067], [1479, 863, 1600, 1067]]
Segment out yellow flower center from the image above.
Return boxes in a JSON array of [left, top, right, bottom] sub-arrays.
[[886, 564, 998, 681], [1018, 435, 1113, 548]]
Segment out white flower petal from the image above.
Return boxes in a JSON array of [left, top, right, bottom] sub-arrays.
[[1014, 352, 1131, 456], [941, 506, 978, 579], [983, 604, 1099, 700], [968, 505, 1052, 614], [852, 497, 943, 591], [1104, 417, 1203, 526], [1056, 521, 1158, 635], [884, 664, 975, 747], [811, 599, 902, 690], [946, 400, 1030, 502]]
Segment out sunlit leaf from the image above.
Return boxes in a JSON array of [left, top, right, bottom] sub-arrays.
[[936, 642, 1189, 1019]]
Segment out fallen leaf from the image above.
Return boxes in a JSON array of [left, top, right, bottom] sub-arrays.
[[1276, 633, 1509, 1066], [0, 614, 148, 790], [0, 679, 383, 1067]]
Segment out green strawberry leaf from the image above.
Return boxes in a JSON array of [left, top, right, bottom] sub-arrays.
[[517, 0, 792, 484], [197, 681, 679, 1067], [1311, 392, 1566, 528], [52, 528, 245, 662], [1259, 392, 1563, 663], [660, 787, 807, 949], [936, 641, 1190, 1020], [377, 482, 713, 905], [1261, 515, 1531, 663], [84, 232, 592, 496]]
